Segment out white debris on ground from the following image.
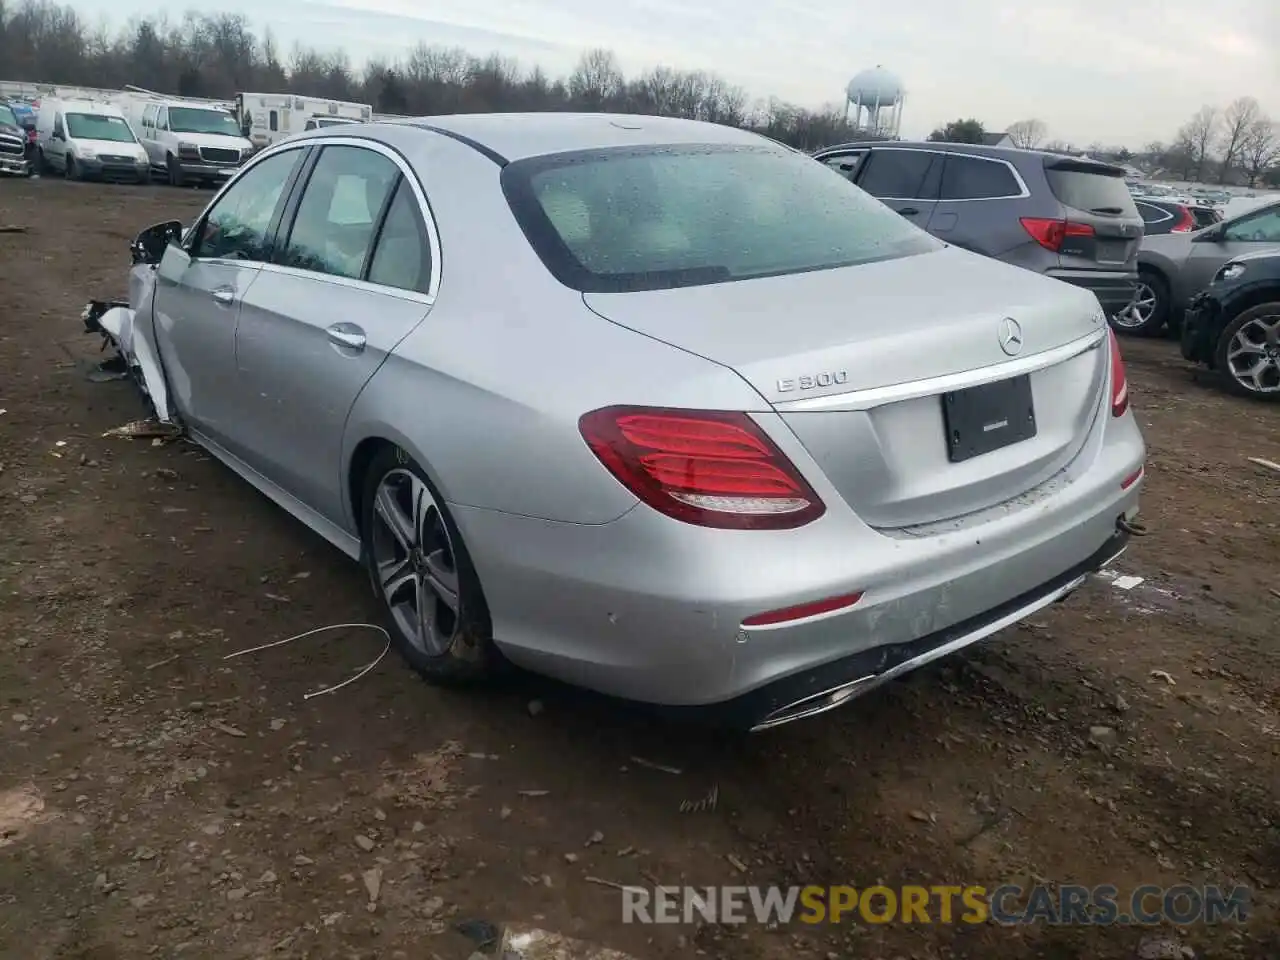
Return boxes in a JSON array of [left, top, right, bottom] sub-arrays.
[[1094, 567, 1185, 616], [500, 924, 639, 960], [0, 784, 50, 848]]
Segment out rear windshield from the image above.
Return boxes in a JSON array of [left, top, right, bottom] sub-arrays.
[[1044, 164, 1139, 216], [502, 144, 943, 293]]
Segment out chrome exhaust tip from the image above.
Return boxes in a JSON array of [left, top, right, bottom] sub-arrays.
[[750, 674, 880, 732]]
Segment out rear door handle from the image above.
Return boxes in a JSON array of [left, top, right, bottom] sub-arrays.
[[326, 323, 366, 352], [898, 207, 920, 216], [211, 286, 236, 306]]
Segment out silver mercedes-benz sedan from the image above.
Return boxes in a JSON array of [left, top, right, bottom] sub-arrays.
[[91, 113, 1146, 730]]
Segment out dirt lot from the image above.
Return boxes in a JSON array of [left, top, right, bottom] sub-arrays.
[[1, 178, 1278, 960]]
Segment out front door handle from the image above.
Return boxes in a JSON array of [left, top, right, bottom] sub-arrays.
[[211, 286, 236, 306], [898, 207, 920, 216], [326, 323, 366, 352]]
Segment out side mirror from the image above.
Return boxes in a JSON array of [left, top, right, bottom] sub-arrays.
[[51, 130, 63, 141], [1194, 228, 1221, 243], [131, 220, 184, 265]]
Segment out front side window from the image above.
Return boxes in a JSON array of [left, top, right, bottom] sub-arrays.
[[279, 145, 400, 280], [269, 110, 278, 132], [168, 107, 241, 137], [65, 113, 137, 143], [142, 105, 157, 129], [940, 155, 1021, 200], [1223, 205, 1280, 243], [53, 113, 64, 136], [502, 143, 942, 293], [0, 104, 18, 130], [857, 149, 937, 200], [195, 149, 302, 261]]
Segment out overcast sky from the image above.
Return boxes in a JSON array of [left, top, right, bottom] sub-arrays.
[[75, 0, 1280, 148]]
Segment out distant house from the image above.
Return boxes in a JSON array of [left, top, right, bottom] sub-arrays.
[[980, 132, 1014, 147]]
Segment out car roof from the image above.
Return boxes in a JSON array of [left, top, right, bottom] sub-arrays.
[[53, 99, 125, 115], [395, 112, 767, 162]]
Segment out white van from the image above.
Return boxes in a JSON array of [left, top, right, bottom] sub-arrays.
[[35, 99, 150, 183], [131, 98, 252, 187]]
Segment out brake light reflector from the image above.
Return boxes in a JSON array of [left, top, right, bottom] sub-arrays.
[[1109, 329, 1129, 417], [742, 591, 864, 627], [578, 406, 825, 529], [1019, 217, 1095, 253], [1171, 205, 1195, 233]]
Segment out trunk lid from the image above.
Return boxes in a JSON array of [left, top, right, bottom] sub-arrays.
[[583, 246, 1109, 528], [1043, 157, 1144, 268]]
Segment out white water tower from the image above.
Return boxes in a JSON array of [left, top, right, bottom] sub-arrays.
[[846, 65, 904, 138]]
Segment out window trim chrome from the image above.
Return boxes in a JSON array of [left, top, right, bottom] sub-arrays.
[[187, 134, 441, 303], [851, 146, 1031, 203], [774, 329, 1105, 413]]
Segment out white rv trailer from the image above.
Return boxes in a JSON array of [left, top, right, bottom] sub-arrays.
[[234, 93, 372, 148]]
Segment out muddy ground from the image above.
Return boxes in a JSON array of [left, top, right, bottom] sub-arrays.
[[1, 178, 1278, 960]]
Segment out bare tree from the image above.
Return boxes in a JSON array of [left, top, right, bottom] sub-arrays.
[[1005, 118, 1047, 149], [1241, 118, 1280, 187], [1217, 96, 1261, 183], [1177, 106, 1220, 181], [568, 48, 623, 110]]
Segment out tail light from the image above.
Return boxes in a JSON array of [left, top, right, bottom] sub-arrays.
[[1108, 329, 1129, 417], [1020, 217, 1095, 253], [578, 406, 825, 529], [1171, 205, 1195, 233]]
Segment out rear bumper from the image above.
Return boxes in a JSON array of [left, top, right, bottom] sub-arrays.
[[452, 406, 1146, 725], [1047, 269, 1138, 315]]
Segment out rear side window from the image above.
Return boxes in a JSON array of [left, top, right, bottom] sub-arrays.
[[502, 143, 943, 293], [822, 152, 865, 182], [1044, 163, 1138, 215], [1135, 201, 1172, 225], [939, 155, 1021, 200], [366, 179, 432, 293], [858, 149, 937, 200]]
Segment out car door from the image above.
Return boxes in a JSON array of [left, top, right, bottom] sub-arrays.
[[1182, 202, 1280, 297], [139, 105, 160, 166], [233, 141, 436, 526], [48, 111, 67, 169], [927, 152, 1028, 257], [853, 147, 942, 228], [151, 146, 309, 453]]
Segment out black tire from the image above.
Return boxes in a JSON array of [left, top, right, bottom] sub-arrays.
[[167, 155, 184, 188], [139, 169, 152, 186], [360, 445, 500, 683], [1111, 270, 1169, 337], [37, 147, 49, 174], [64, 155, 77, 181], [1214, 302, 1280, 401]]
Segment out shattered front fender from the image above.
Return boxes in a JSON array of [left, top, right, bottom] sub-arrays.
[[82, 264, 175, 424]]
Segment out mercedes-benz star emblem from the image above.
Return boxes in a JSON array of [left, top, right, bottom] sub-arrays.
[[998, 317, 1024, 357]]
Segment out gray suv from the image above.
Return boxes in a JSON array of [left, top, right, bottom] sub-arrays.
[[814, 141, 1144, 319]]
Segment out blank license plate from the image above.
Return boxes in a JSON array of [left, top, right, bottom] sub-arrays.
[[1095, 240, 1127, 263], [941, 375, 1037, 463]]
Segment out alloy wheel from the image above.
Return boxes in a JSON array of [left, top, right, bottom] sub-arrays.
[[369, 468, 461, 656], [1225, 313, 1280, 395], [1112, 281, 1156, 331]]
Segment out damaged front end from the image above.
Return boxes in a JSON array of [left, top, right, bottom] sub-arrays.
[[82, 221, 184, 424]]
